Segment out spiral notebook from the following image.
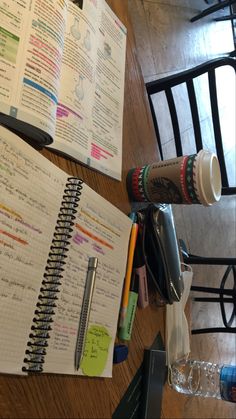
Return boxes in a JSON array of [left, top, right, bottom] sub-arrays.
[[0, 125, 132, 377]]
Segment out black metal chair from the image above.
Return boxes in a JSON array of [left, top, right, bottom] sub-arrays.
[[191, 1, 236, 58], [145, 56, 236, 196], [179, 240, 236, 334], [190, 0, 236, 23]]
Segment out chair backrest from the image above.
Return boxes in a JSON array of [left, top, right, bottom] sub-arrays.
[[146, 57, 236, 195]]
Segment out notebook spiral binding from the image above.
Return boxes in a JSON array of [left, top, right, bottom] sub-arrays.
[[22, 177, 83, 373]]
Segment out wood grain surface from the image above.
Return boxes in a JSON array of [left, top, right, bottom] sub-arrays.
[[0, 1, 185, 418]]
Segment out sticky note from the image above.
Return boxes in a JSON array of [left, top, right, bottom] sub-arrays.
[[81, 325, 112, 376]]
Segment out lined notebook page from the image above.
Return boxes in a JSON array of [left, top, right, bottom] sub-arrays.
[[44, 183, 132, 377], [0, 126, 68, 374]]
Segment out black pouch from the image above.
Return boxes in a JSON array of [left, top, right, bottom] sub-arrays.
[[138, 204, 184, 305]]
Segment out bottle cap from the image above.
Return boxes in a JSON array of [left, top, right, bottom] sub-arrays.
[[113, 344, 128, 364], [220, 365, 236, 402]]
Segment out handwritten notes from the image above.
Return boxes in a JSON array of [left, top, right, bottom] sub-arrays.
[[0, 126, 132, 377], [44, 183, 132, 377], [0, 126, 67, 374], [81, 325, 111, 376]]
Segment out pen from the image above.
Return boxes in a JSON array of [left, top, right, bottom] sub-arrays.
[[118, 271, 138, 341], [75, 257, 98, 371], [119, 213, 138, 327], [134, 231, 149, 309]]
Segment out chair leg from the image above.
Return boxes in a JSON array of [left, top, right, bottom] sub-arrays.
[[179, 239, 236, 265], [191, 285, 234, 296], [193, 297, 233, 302], [191, 266, 236, 331], [214, 13, 236, 20], [190, 0, 236, 22], [222, 186, 236, 195], [220, 265, 236, 327], [179, 240, 236, 334], [183, 254, 236, 265], [192, 327, 236, 334]]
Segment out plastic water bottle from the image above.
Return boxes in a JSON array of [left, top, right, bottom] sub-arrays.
[[170, 358, 236, 403]]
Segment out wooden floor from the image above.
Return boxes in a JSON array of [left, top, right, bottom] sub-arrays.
[[128, 0, 236, 417]]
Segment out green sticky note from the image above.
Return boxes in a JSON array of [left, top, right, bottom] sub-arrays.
[[81, 325, 112, 376]]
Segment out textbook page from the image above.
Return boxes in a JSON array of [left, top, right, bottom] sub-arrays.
[[51, 0, 98, 167], [92, 0, 127, 180], [44, 183, 132, 377], [0, 0, 67, 138], [51, 0, 127, 180], [0, 126, 68, 374]]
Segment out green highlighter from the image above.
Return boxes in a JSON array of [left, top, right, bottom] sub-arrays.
[[119, 272, 138, 341]]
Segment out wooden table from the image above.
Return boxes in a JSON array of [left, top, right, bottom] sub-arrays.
[[0, 1, 185, 417]]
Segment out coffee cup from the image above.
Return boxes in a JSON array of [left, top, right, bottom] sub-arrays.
[[126, 150, 222, 206]]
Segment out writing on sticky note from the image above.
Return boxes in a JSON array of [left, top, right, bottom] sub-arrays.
[[81, 325, 112, 376]]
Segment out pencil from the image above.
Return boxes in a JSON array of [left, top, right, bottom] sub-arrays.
[[119, 214, 139, 327]]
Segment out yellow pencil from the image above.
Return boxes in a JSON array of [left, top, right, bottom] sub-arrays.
[[119, 217, 139, 327]]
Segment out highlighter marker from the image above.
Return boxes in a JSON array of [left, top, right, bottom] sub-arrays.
[[119, 272, 138, 341], [119, 212, 138, 328], [134, 232, 149, 309]]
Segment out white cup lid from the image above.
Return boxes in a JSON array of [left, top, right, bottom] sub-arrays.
[[195, 150, 222, 206]]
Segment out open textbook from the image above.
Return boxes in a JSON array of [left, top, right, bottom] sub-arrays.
[[0, 0, 127, 180], [0, 125, 132, 376]]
